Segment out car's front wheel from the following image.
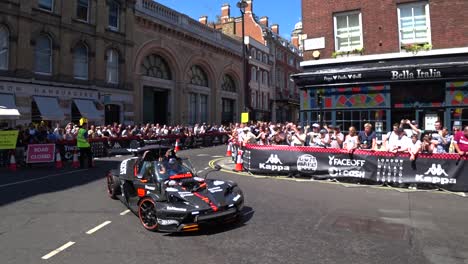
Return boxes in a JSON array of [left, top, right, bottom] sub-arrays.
[[106, 171, 121, 199], [138, 198, 159, 231]]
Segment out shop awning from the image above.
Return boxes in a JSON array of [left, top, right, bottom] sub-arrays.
[[0, 93, 20, 119], [33, 96, 65, 120], [73, 99, 103, 120]]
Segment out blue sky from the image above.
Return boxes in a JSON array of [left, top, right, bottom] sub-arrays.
[[156, 0, 302, 39]]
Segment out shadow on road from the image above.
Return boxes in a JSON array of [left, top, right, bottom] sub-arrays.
[[0, 159, 121, 207], [165, 206, 255, 237]]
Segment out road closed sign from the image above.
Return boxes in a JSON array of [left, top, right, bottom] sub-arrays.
[[26, 144, 55, 163]]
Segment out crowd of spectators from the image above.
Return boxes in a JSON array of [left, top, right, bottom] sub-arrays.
[[1, 122, 230, 147], [231, 120, 468, 159]]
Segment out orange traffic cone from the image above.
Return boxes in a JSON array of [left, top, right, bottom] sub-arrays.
[[55, 150, 63, 169], [9, 151, 17, 171], [226, 142, 232, 157], [174, 138, 181, 152], [71, 150, 80, 168], [234, 149, 243, 172]]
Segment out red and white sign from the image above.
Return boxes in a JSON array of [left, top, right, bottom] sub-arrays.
[[26, 144, 56, 163]]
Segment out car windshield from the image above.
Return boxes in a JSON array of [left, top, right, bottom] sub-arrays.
[[153, 159, 193, 181]]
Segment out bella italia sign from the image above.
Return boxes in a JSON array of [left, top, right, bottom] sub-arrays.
[[390, 68, 442, 80]]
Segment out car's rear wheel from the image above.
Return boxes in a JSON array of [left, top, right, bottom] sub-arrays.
[[106, 171, 121, 199], [138, 198, 158, 231]]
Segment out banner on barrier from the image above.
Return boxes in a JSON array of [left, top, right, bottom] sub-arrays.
[[0, 130, 18, 150], [243, 146, 468, 192], [27, 144, 55, 163]]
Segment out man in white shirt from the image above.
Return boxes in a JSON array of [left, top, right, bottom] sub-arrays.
[[388, 128, 412, 153]]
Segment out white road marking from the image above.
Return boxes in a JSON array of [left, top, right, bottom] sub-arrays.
[[212, 155, 224, 158], [197, 154, 210, 156], [85, 221, 112, 235], [0, 169, 88, 189], [120, 209, 130, 215], [41, 241, 75, 260]]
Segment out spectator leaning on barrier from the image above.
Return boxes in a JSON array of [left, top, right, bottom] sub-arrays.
[[409, 134, 422, 161], [433, 127, 451, 154], [307, 123, 321, 146], [453, 125, 468, 156], [77, 117, 93, 168], [358, 123, 376, 150], [420, 133, 435, 153], [289, 125, 306, 146], [388, 127, 412, 154], [328, 125, 344, 149], [385, 123, 400, 151], [343, 126, 359, 153], [449, 123, 462, 153]]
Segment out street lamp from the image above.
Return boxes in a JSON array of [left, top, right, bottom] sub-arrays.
[[237, 0, 249, 114]]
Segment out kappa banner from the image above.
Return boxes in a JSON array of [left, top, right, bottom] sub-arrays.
[[26, 144, 55, 163], [243, 145, 468, 192]]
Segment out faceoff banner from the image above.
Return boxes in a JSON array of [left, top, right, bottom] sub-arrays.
[[243, 145, 468, 192]]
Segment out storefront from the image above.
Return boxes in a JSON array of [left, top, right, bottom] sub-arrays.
[[0, 82, 133, 127], [292, 49, 468, 132]]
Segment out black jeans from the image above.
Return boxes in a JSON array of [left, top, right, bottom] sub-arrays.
[[79, 147, 93, 168]]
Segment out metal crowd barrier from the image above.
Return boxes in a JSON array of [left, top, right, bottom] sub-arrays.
[[0, 132, 230, 167]]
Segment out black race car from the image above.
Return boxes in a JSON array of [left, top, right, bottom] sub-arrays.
[[106, 145, 244, 232]]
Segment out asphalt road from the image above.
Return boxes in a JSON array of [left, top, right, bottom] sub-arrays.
[[1, 145, 468, 264]]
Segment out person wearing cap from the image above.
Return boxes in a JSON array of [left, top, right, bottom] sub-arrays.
[[406, 119, 422, 137], [307, 123, 321, 146], [77, 117, 93, 168], [328, 125, 344, 149], [241, 126, 257, 145], [453, 125, 468, 156], [358, 123, 376, 150], [315, 128, 331, 147]]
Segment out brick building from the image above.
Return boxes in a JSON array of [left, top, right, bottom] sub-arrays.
[[215, 0, 303, 122], [293, 0, 468, 131], [0, 0, 135, 126], [132, 0, 244, 125]]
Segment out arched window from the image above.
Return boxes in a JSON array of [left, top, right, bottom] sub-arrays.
[[221, 74, 236, 92], [257, 51, 262, 60], [256, 69, 261, 82], [250, 48, 256, 59], [263, 54, 268, 64], [263, 71, 268, 85], [251, 67, 256, 81], [73, 43, 88, 79], [141, 54, 172, 80], [106, 49, 119, 84], [190, 65, 208, 87], [0, 25, 8, 70], [35, 35, 52, 74]]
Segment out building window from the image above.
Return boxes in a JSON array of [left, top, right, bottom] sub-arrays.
[[77, 0, 89, 21], [288, 55, 295, 66], [38, 0, 53, 11], [398, 2, 431, 46], [334, 11, 362, 51], [0, 26, 8, 70], [108, 1, 120, 30], [73, 43, 88, 80], [106, 49, 119, 84], [222, 74, 236, 92], [256, 69, 261, 82], [190, 65, 208, 87], [251, 67, 256, 82], [250, 48, 256, 59], [263, 54, 268, 64], [141, 54, 172, 80], [200, 94, 208, 123], [34, 35, 52, 74], [189, 93, 197, 124], [263, 71, 268, 85], [257, 51, 262, 60]]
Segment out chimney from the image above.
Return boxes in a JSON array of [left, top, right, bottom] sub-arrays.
[[271, 24, 279, 35], [259, 16, 268, 27], [291, 36, 299, 48], [221, 3, 230, 22], [245, 0, 253, 13], [199, 15, 208, 25]]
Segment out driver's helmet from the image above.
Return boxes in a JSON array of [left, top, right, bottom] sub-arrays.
[[168, 158, 178, 168]]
